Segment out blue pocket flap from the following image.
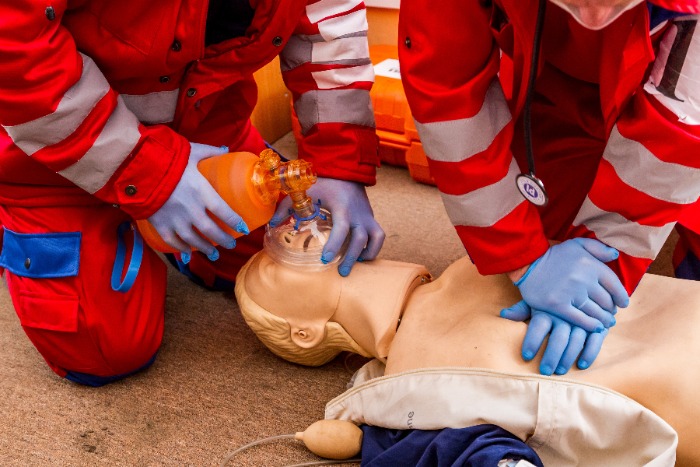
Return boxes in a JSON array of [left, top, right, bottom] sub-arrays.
[[0, 228, 80, 278]]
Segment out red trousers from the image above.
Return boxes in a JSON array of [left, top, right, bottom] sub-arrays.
[[0, 130, 268, 383]]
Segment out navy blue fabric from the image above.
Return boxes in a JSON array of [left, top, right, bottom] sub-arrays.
[[163, 253, 236, 292], [675, 248, 700, 281], [0, 228, 80, 278], [361, 424, 544, 467], [648, 3, 691, 30], [64, 353, 158, 387]]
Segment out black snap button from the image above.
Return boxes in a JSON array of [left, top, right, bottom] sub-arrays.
[[45, 6, 56, 20], [24, 258, 31, 269], [171, 39, 182, 52], [125, 185, 137, 196], [272, 36, 283, 47], [159, 76, 170, 83], [186, 88, 197, 97], [404, 37, 411, 49]]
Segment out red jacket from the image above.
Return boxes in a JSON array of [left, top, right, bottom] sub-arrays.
[[399, 0, 700, 292], [0, 0, 379, 220]]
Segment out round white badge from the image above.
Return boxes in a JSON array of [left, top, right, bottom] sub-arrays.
[[516, 174, 548, 207]]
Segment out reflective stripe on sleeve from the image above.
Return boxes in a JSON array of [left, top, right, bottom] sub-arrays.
[[573, 196, 676, 259], [311, 64, 374, 89], [440, 159, 523, 228], [604, 125, 700, 205], [306, 0, 363, 24], [294, 88, 375, 134], [2, 54, 109, 156], [57, 96, 141, 194], [281, 33, 369, 71], [317, 9, 368, 41], [414, 80, 511, 163], [121, 89, 179, 125]]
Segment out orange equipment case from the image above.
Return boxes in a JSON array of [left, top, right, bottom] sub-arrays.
[[365, 45, 435, 185]]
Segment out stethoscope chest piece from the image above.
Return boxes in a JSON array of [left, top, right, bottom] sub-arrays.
[[516, 173, 548, 206]]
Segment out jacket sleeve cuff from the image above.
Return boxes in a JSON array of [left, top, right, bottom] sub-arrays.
[[454, 202, 550, 276], [296, 123, 379, 186], [95, 124, 190, 220]]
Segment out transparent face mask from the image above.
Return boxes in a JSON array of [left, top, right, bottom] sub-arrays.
[[548, 0, 645, 30]]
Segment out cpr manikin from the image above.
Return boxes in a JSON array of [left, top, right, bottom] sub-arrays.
[[236, 248, 700, 465]]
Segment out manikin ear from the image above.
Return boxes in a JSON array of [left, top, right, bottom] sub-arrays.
[[289, 323, 327, 349]]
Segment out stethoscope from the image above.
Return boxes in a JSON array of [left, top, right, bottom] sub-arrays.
[[516, 0, 549, 207]]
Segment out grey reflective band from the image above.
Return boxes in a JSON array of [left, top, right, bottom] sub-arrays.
[[414, 80, 511, 163], [121, 89, 179, 125], [573, 197, 675, 259], [58, 96, 140, 194], [281, 32, 369, 71], [294, 89, 375, 134], [604, 125, 700, 205], [441, 159, 524, 228], [3, 54, 110, 156]]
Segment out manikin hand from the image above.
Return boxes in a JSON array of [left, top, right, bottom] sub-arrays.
[[269, 177, 385, 276], [501, 300, 607, 375], [502, 238, 630, 332], [147, 143, 248, 260]]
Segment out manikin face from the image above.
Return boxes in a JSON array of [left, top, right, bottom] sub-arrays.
[[549, 0, 644, 29]]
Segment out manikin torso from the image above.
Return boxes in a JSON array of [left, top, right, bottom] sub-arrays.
[[237, 252, 700, 465], [385, 257, 699, 465]]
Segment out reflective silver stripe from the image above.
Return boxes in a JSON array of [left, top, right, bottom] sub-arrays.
[[604, 125, 700, 204], [312, 64, 374, 89], [313, 35, 369, 64], [440, 159, 523, 228], [306, 0, 363, 24], [281, 33, 369, 72], [573, 196, 675, 259], [58, 96, 141, 194], [414, 81, 511, 163], [294, 89, 375, 134], [317, 9, 368, 41], [2, 54, 110, 156], [281, 35, 317, 71], [121, 89, 179, 125]]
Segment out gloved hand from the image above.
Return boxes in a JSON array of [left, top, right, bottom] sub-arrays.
[[147, 143, 248, 261], [505, 238, 630, 332], [269, 177, 385, 277], [500, 300, 608, 375]]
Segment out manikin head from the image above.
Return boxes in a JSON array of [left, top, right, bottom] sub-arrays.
[[235, 251, 430, 366]]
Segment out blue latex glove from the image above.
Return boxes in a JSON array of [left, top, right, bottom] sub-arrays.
[[505, 238, 630, 332], [500, 301, 608, 375], [147, 143, 248, 260], [269, 177, 385, 276]]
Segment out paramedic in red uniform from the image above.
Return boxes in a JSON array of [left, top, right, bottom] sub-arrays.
[[0, 0, 384, 386], [399, 0, 700, 375]]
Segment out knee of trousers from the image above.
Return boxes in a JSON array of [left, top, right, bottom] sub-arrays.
[[0, 205, 168, 379]]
